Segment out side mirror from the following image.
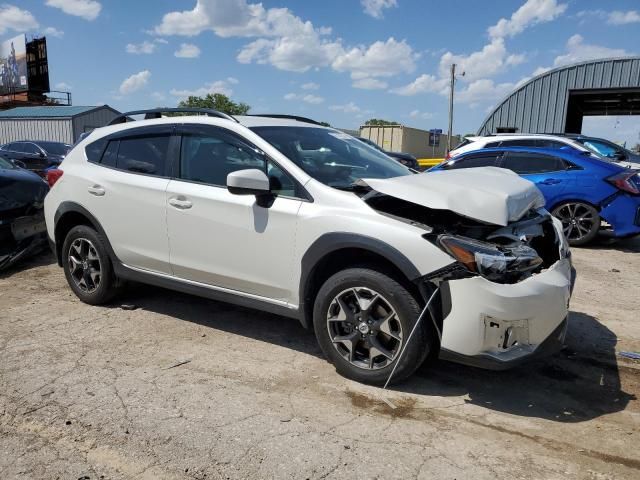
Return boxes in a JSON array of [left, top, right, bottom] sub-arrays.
[[227, 169, 271, 196]]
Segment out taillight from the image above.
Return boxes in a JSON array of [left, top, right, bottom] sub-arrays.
[[47, 169, 64, 187], [607, 171, 640, 195]]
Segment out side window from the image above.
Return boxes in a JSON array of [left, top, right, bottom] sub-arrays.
[[85, 138, 107, 163], [503, 152, 566, 174], [267, 160, 297, 197], [485, 141, 501, 148], [583, 140, 617, 158], [447, 153, 499, 169], [101, 140, 119, 168], [179, 129, 264, 186], [10, 142, 25, 153], [536, 139, 566, 149], [116, 134, 170, 175], [501, 139, 536, 147], [23, 143, 41, 155]]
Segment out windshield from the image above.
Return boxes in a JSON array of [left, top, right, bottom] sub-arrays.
[[251, 126, 411, 189], [39, 142, 71, 156], [0, 157, 16, 169]]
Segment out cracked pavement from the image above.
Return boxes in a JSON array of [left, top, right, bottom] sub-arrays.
[[1, 238, 639, 479]]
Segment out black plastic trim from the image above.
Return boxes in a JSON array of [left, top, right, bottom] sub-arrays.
[[298, 233, 422, 328]]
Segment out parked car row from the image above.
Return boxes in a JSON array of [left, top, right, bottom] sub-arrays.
[[444, 133, 640, 246], [0, 140, 71, 178]]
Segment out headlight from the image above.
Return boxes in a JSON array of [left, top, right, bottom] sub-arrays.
[[438, 235, 543, 282]]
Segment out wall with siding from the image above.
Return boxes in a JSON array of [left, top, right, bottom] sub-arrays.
[[72, 108, 120, 141], [360, 125, 461, 158], [478, 57, 640, 135], [0, 119, 73, 143]]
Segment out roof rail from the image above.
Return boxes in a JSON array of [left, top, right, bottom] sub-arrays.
[[107, 108, 238, 126], [247, 114, 325, 126]]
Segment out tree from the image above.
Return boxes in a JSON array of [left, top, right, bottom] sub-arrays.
[[364, 118, 399, 126], [178, 93, 251, 115], [319, 121, 331, 127]]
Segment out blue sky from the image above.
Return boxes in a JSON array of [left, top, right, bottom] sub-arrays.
[[4, 0, 640, 144]]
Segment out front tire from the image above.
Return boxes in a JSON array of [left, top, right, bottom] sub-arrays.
[[62, 225, 119, 305], [313, 268, 432, 386], [551, 202, 600, 246]]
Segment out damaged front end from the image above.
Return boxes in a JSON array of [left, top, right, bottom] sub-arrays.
[[361, 177, 574, 369]]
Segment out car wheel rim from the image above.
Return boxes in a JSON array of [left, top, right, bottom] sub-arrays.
[[553, 203, 596, 242], [68, 238, 101, 293], [326, 287, 403, 370]]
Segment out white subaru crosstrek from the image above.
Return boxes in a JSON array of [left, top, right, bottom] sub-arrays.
[[44, 109, 575, 385]]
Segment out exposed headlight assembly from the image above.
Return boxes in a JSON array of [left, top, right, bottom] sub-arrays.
[[438, 235, 543, 282]]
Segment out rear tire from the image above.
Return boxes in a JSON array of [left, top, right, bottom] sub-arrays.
[[551, 202, 600, 246], [313, 268, 433, 386], [62, 225, 119, 305]]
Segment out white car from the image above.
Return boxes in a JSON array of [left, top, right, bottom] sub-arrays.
[[44, 109, 575, 385], [450, 134, 594, 158]]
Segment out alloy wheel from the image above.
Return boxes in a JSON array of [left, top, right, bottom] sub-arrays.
[[552, 203, 597, 242], [68, 238, 102, 293], [326, 287, 403, 370]]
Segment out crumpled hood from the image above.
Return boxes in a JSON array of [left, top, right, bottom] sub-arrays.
[[360, 167, 545, 226]]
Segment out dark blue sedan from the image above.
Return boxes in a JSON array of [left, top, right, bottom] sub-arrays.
[[430, 147, 640, 246]]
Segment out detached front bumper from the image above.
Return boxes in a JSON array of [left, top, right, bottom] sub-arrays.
[[438, 258, 575, 369]]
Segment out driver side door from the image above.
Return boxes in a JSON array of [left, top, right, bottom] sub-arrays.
[[166, 124, 304, 304]]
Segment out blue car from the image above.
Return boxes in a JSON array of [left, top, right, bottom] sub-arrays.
[[430, 147, 640, 246]]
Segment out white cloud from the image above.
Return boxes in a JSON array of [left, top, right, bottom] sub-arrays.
[[283, 93, 324, 104], [553, 34, 633, 67], [409, 110, 434, 120], [0, 5, 39, 34], [532, 66, 551, 76], [169, 79, 234, 98], [301, 82, 319, 90], [154, 37, 169, 44], [608, 10, 640, 25], [54, 82, 72, 90], [361, 0, 397, 19], [126, 41, 156, 55], [506, 53, 526, 66], [488, 0, 567, 39], [227, 76, 239, 84], [43, 26, 64, 37], [150, 91, 167, 102], [455, 79, 515, 106], [329, 102, 361, 114], [390, 73, 448, 96], [175, 43, 201, 58], [154, 1, 415, 80], [332, 38, 417, 79], [119, 70, 151, 95], [439, 38, 517, 81], [352, 78, 388, 89], [46, 0, 101, 21]]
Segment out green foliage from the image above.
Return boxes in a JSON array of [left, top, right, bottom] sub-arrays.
[[364, 118, 399, 126], [177, 93, 251, 115]]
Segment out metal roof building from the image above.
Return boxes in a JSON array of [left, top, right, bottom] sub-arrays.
[[478, 57, 640, 135], [0, 105, 120, 144]]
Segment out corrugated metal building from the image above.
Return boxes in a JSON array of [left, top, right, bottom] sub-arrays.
[[360, 124, 461, 158], [478, 57, 640, 135], [0, 105, 120, 144]]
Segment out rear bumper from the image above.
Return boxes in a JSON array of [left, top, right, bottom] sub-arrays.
[[600, 193, 640, 237], [439, 258, 574, 368]]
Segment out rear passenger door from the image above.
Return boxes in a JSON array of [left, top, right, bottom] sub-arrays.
[[83, 125, 175, 274], [500, 152, 572, 206]]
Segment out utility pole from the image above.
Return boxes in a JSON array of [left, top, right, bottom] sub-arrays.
[[447, 63, 456, 154]]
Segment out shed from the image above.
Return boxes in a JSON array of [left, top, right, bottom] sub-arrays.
[[360, 124, 461, 158], [0, 105, 121, 144], [478, 57, 640, 135]]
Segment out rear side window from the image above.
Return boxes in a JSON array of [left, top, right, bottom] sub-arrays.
[[101, 140, 119, 168], [447, 153, 500, 169], [23, 143, 41, 155], [503, 152, 566, 174], [500, 139, 536, 147], [86, 138, 107, 163], [536, 139, 566, 149], [116, 134, 170, 175]]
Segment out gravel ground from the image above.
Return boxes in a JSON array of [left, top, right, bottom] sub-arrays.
[[1, 238, 639, 479]]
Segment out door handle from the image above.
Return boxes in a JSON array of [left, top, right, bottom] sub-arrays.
[[87, 185, 105, 196], [168, 197, 193, 209], [537, 178, 561, 185]]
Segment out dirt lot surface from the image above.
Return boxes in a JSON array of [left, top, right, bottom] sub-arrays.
[[1, 238, 639, 479]]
